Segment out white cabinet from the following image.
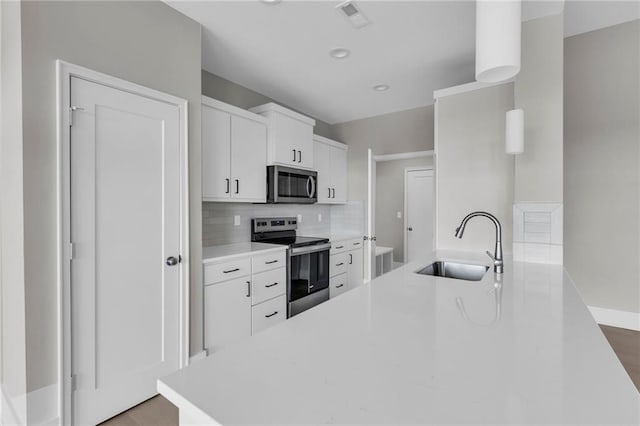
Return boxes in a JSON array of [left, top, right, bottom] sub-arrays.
[[204, 277, 252, 353], [329, 237, 364, 298], [314, 135, 348, 204], [202, 96, 267, 202], [249, 103, 316, 169], [204, 249, 287, 353]]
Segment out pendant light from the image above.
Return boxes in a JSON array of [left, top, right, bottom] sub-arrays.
[[505, 109, 524, 154], [475, 0, 522, 83]]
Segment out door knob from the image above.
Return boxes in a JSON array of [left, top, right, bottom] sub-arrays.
[[166, 256, 180, 266], [407, 227, 413, 231]]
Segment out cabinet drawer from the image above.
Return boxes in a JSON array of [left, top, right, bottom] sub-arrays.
[[330, 252, 348, 277], [346, 238, 363, 250], [252, 295, 286, 334], [252, 268, 286, 306], [330, 274, 348, 298], [204, 257, 251, 285], [252, 250, 286, 274], [331, 241, 349, 254]]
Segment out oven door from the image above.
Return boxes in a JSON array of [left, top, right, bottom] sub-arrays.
[[268, 165, 317, 204], [288, 244, 330, 308]]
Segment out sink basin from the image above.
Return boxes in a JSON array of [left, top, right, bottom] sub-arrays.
[[416, 261, 489, 282]]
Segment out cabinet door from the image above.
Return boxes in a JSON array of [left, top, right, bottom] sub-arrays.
[[347, 248, 364, 290], [314, 141, 333, 203], [230, 115, 267, 202], [202, 105, 231, 200], [274, 113, 313, 168], [330, 274, 348, 298], [204, 277, 251, 353], [332, 147, 348, 204]]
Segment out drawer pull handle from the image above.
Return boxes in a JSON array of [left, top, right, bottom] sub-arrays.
[[265, 282, 278, 288], [265, 311, 278, 318], [265, 260, 278, 264], [336, 284, 344, 289], [223, 268, 240, 274], [246, 281, 251, 298], [335, 245, 344, 249], [353, 242, 360, 246], [336, 262, 344, 266]]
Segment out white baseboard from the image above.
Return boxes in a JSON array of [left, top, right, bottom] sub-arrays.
[[27, 383, 58, 426], [189, 350, 208, 364], [589, 306, 640, 331], [2, 383, 27, 426]]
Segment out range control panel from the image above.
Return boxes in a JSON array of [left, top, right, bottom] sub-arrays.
[[252, 217, 297, 233]]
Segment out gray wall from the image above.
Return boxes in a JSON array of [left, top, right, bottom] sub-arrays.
[[514, 14, 563, 203], [331, 105, 435, 204], [1, 0, 28, 419], [375, 157, 433, 262], [564, 20, 640, 313], [19, 0, 202, 392], [435, 84, 515, 254], [202, 70, 335, 139]]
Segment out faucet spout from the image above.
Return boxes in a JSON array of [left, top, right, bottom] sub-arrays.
[[454, 211, 504, 274]]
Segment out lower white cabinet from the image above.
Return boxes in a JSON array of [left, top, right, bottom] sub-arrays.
[[204, 277, 252, 353], [329, 237, 364, 298], [204, 249, 287, 353]]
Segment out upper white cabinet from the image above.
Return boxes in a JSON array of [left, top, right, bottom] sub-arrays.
[[314, 135, 348, 204], [249, 103, 316, 170], [202, 96, 267, 202]]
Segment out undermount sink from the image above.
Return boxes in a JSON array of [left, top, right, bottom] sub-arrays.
[[416, 261, 489, 282]]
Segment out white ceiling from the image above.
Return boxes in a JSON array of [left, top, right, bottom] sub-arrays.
[[166, 0, 640, 124]]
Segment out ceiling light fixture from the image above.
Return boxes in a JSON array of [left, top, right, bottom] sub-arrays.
[[373, 84, 389, 92], [260, 0, 282, 5], [329, 48, 351, 59], [475, 0, 521, 83]]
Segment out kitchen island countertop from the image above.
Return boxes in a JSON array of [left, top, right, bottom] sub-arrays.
[[160, 251, 640, 425]]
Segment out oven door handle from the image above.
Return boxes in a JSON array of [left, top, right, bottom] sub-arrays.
[[290, 242, 332, 256]]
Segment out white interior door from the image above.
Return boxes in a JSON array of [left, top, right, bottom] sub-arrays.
[[405, 169, 434, 263], [70, 76, 183, 425], [364, 149, 377, 282]]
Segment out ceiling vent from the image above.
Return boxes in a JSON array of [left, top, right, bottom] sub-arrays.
[[336, 1, 371, 29]]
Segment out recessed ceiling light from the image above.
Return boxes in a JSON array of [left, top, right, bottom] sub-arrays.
[[329, 48, 351, 59], [260, 0, 282, 5], [373, 84, 390, 92]]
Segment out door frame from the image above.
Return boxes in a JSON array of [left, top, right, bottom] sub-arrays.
[[56, 60, 190, 425], [403, 167, 434, 264]]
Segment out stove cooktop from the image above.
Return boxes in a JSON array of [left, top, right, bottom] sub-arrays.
[[260, 235, 329, 248]]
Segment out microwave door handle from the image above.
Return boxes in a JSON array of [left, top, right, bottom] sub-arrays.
[[306, 176, 316, 199]]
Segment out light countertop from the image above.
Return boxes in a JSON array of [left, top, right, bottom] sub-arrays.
[[161, 251, 640, 424], [202, 242, 285, 264]]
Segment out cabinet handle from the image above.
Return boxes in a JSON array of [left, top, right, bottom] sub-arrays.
[[265, 282, 278, 288], [335, 245, 344, 249], [235, 179, 239, 194], [349, 254, 353, 265], [298, 150, 302, 163], [332, 188, 335, 198], [265, 260, 278, 265], [225, 178, 230, 194], [336, 284, 344, 289], [353, 242, 360, 246], [336, 262, 344, 266], [246, 281, 251, 298], [328, 188, 331, 198], [293, 149, 296, 162], [265, 311, 278, 318], [223, 268, 240, 274]]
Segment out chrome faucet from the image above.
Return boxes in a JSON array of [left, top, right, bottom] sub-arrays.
[[454, 211, 504, 274]]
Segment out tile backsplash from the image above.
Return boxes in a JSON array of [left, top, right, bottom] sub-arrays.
[[202, 201, 364, 247]]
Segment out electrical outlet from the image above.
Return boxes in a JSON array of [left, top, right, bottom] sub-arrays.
[[234, 215, 240, 226], [297, 214, 303, 223], [318, 213, 322, 222], [397, 211, 402, 219]]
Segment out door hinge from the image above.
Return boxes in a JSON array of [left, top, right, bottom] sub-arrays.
[[71, 374, 77, 392], [69, 106, 84, 127]]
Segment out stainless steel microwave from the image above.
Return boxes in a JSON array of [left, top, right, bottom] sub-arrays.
[[267, 165, 317, 204]]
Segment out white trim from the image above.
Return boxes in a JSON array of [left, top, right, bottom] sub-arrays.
[[433, 78, 514, 100], [434, 100, 439, 251], [313, 134, 348, 151], [248, 102, 316, 126], [373, 150, 433, 162], [403, 167, 434, 264], [201, 95, 268, 125], [56, 60, 190, 426], [588, 306, 640, 331], [2, 384, 27, 426], [28, 384, 59, 426]]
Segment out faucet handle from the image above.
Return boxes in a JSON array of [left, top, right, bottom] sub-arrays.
[[486, 250, 503, 266]]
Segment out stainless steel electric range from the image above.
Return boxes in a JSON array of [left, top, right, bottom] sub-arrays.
[[251, 217, 330, 317]]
